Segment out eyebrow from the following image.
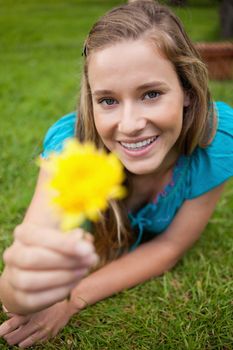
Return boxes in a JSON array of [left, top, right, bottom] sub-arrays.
[[136, 81, 168, 91], [92, 89, 115, 97], [92, 81, 168, 96]]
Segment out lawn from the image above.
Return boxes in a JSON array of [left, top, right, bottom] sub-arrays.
[[0, 0, 233, 349]]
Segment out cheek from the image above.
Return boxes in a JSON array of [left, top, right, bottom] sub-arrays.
[[164, 104, 184, 132], [170, 116, 183, 139], [163, 91, 185, 126], [93, 113, 112, 142], [93, 111, 104, 134], [155, 110, 183, 135]]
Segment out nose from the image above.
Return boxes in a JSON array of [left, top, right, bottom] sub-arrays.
[[118, 101, 147, 135]]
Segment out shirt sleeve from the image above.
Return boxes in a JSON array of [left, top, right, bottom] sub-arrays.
[[186, 101, 233, 199], [41, 112, 77, 158]]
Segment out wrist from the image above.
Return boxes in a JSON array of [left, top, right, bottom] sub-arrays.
[[69, 292, 89, 314]]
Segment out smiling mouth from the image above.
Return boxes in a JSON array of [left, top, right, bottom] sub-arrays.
[[119, 136, 158, 151]]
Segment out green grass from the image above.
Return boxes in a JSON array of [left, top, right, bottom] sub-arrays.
[[0, 1, 233, 349]]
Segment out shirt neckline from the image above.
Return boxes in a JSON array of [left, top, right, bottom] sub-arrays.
[[152, 155, 187, 204]]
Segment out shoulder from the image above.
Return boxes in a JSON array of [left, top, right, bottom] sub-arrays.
[[186, 101, 233, 199], [215, 101, 233, 127], [41, 112, 77, 158], [212, 101, 233, 142]]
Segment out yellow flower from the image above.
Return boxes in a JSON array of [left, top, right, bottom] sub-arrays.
[[39, 139, 126, 231]]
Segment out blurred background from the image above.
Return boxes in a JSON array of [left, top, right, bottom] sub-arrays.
[[0, 1, 233, 349]]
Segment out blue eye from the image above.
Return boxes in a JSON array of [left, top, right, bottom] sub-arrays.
[[144, 91, 160, 100], [99, 98, 116, 106]]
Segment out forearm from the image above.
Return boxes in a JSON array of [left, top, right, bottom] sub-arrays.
[[70, 236, 182, 310]]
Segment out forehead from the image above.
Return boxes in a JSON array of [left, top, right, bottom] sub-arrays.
[[87, 39, 179, 91]]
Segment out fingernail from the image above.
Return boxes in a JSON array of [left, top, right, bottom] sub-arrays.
[[75, 241, 93, 256]]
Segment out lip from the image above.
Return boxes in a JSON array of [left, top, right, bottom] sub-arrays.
[[118, 136, 159, 157]]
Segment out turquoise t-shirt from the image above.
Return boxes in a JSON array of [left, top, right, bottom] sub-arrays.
[[41, 102, 233, 248]]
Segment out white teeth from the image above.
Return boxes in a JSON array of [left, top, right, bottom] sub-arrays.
[[120, 137, 157, 150]]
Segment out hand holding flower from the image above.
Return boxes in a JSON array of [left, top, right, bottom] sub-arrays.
[[2, 224, 98, 314], [1, 140, 125, 315]]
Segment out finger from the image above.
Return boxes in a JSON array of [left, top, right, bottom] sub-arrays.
[[19, 329, 51, 348], [10, 266, 90, 292], [3, 319, 50, 346], [14, 224, 95, 257], [15, 282, 78, 313], [4, 242, 98, 270], [0, 315, 29, 337], [4, 312, 15, 318], [4, 325, 32, 346], [18, 318, 58, 348]]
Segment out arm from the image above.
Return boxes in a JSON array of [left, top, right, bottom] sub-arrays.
[[0, 165, 224, 314], [70, 183, 225, 310]]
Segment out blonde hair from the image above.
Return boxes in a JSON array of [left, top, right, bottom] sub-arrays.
[[76, 0, 216, 264]]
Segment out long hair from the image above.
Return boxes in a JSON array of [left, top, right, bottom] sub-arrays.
[[76, 0, 216, 265]]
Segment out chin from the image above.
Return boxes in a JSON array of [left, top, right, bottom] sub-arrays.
[[125, 163, 161, 176]]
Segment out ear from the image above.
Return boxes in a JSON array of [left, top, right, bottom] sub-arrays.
[[183, 93, 190, 107]]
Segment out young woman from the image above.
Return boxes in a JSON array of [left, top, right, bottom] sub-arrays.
[[0, 0, 232, 347]]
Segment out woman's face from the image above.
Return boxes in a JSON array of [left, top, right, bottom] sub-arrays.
[[88, 39, 189, 175]]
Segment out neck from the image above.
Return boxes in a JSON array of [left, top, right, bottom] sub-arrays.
[[124, 149, 180, 211]]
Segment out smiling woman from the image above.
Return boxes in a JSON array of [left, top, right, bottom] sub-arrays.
[[0, 0, 233, 348], [89, 40, 189, 175]]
